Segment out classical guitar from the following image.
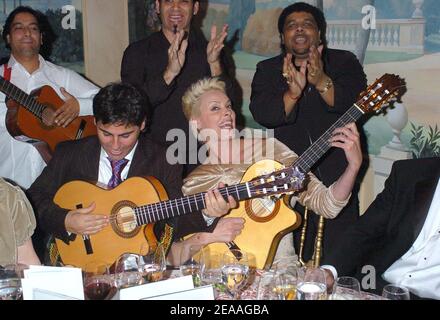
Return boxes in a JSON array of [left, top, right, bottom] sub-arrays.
[[54, 170, 300, 269], [1, 76, 97, 163], [54, 74, 405, 270], [198, 73, 406, 269]]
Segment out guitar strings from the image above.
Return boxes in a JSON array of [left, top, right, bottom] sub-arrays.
[[106, 183, 259, 222]]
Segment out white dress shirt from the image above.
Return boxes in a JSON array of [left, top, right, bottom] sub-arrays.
[[0, 55, 99, 189], [383, 178, 440, 299], [98, 142, 138, 187]]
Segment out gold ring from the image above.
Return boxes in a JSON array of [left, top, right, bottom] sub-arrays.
[[282, 72, 289, 78], [310, 71, 316, 77]]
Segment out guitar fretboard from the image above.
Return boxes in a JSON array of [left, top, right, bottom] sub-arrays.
[[133, 182, 256, 226], [0, 76, 45, 120], [294, 104, 364, 173]]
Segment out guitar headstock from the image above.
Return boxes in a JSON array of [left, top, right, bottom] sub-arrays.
[[357, 74, 406, 114], [249, 166, 306, 197]]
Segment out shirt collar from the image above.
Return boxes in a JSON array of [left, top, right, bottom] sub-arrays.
[[100, 141, 138, 164], [7, 54, 46, 74]]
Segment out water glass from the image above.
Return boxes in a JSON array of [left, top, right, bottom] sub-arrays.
[[114, 253, 143, 289], [330, 276, 361, 300], [382, 284, 410, 300], [0, 278, 22, 300], [221, 249, 250, 300], [201, 250, 222, 286], [256, 271, 278, 300], [180, 245, 204, 287], [296, 267, 328, 300]]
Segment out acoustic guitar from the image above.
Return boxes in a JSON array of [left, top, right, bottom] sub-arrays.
[[54, 167, 301, 269], [1, 76, 96, 163], [192, 73, 406, 269], [54, 74, 405, 270]]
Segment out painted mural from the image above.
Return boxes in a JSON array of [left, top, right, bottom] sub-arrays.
[[192, 0, 440, 160], [0, 0, 84, 73]]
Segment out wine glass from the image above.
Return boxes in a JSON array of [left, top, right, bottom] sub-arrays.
[[272, 271, 298, 300], [330, 276, 361, 300], [201, 250, 222, 287], [296, 267, 328, 300], [139, 242, 166, 283], [382, 284, 410, 300], [83, 262, 115, 300], [179, 245, 204, 287], [221, 249, 250, 300], [256, 271, 278, 300], [114, 253, 143, 289]]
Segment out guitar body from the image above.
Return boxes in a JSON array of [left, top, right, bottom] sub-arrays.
[[201, 160, 302, 270], [54, 177, 167, 269], [5, 85, 96, 154]]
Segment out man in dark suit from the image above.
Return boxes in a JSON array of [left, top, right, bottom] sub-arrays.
[[323, 157, 440, 299], [27, 82, 236, 264]]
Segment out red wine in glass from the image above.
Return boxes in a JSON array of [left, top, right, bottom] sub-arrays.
[[84, 281, 113, 300]]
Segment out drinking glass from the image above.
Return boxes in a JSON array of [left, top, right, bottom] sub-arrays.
[[83, 262, 115, 300], [296, 267, 328, 300], [221, 249, 250, 300], [179, 245, 204, 287], [114, 253, 143, 289], [139, 242, 166, 283], [256, 271, 278, 300], [200, 250, 222, 287], [330, 276, 361, 300], [382, 284, 410, 300], [272, 271, 298, 300]]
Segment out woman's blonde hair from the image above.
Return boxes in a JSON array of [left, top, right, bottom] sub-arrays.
[[182, 77, 226, 120]]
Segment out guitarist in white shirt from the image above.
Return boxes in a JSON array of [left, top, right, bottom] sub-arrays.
[[0, 6, 99, 189]]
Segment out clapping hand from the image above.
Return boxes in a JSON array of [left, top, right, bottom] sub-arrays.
[[207, 24, 228, 64], [164, 30, 188, 83]]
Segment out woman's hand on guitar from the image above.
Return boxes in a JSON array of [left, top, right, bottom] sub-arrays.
[[329, 122, 362, 172], [205, 217, 245, 243], [53, 88, 80, 128], [64, 202, 109, 235], [204, 182, 237, 218]]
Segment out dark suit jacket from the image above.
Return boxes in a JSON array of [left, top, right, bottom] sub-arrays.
[[323, 157, 440, 291], [27, 134, 207, 243]]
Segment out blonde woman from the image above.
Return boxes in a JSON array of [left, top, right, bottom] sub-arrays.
[[168, 77, 362, 267]]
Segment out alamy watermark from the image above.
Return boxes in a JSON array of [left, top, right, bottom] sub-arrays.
[[61, 5, 76, 30], [165, 125, 276, 165]]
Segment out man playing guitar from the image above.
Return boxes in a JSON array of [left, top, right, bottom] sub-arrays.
[[0, 6, 99, 189]]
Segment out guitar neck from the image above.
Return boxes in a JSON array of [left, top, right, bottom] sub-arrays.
[[294, 104, 365, 173], [134, 183, 255, 226], [0, 76, 45, 120]]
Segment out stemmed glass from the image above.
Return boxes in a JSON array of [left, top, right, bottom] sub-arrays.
[[200, 249, 222, 287], [138, 242, 166, 283], [179, 245, 204, 287], [382, 284, 410, 300], [114, 253, 143, 289], [330, 276, 361, 300], [296, 267, 328, 300], [221, 249, 250, 300], [83, 261, 116, 300]]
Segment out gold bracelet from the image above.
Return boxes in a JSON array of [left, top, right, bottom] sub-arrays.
[[318, 77, 333, 94]]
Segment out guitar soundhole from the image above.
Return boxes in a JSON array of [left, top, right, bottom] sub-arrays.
[[110, 200, 140, 239], [245, 197, 280, 223]]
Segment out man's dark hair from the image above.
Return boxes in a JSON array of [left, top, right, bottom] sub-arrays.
[[93, 82, 149, 128], [278, 2, 327, 47], [2, 6, 57, 58]]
